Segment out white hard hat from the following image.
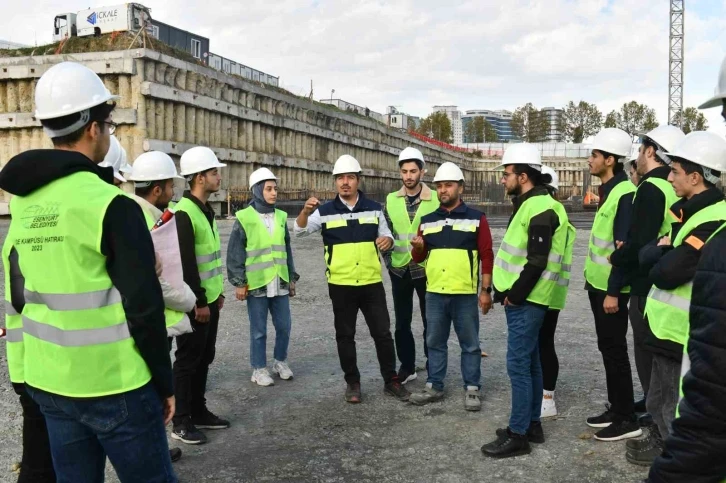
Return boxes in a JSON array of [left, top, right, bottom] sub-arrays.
[[332, 154, 362, 175], [541, 165, 559, 191], [179, 146, 226, 176], [433, 162, 464, 183], [699, 55, 726, 109], [590, 128, 632, 158], [35, 62, 119, 128], [495, 143, 542, 170], [639, 125, 686, 157], [629, 144, 640, 162], [128, 151, 184, 184], [668, 131, 726, 184], [398, 147, 425, 168], [249, 167, 278, 188], [99, 136, 128, 183]]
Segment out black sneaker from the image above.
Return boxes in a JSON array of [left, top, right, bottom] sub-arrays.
[[384, 376, 411, 402], [397, 367, 417, 385], [497, 421, 545, 444], [171, 418, 207, 445], [481, 428, 532, 458], [169, 448, 182, 463], [191, 409, 230, 430], [594, 419, 643, 442], [586, 409, 617, 428]]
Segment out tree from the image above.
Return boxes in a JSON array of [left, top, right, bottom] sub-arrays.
[[511, 103, 548, 142], [464, 117, 487, 143], [602, 101, 659, 139], [672, 107, 709, 134], [484, 120, 498, 142], [417, 111, 453, 143], [407, 117, 418, 132], [561, 101, 602, 143]]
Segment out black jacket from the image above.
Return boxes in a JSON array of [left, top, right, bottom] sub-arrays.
[[639, 188, 726, 360], [648, 227, 726, 483], [610, 165, 672, 296], [0, 150, 173, 398]]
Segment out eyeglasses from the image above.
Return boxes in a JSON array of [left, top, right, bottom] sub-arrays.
[[501, 172, 518, 179], [101, 121, 117, 135]]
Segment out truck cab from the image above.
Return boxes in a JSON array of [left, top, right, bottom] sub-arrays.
[[52, 13, 77, 42]]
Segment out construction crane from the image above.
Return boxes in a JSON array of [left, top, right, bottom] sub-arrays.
[[668, 0, 684, 127]]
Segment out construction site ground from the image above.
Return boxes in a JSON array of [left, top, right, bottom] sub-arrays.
[[0, 215, 651, 483]]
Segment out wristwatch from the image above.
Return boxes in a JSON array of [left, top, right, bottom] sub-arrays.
[[484, 286, 493, 294]]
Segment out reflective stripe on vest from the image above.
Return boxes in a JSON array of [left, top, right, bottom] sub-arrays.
[[550, 222, 576, 310], [6, 171, 152, 397], [174, 197, 224, 301], [493, 194, 570, 306], [584, 179, 636, 292], [386, 190, 439, 267], [645, 201, 726, 346], [236, 207, 289, 290]]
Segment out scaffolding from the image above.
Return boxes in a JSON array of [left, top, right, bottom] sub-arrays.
[[668, 0, 684, 127]]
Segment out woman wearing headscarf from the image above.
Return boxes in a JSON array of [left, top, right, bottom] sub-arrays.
[[227, 168, 299, 386]]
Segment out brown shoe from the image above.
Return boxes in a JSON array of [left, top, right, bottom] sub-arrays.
[[345, 382, 362, 403], [384, 376, 411, 401]]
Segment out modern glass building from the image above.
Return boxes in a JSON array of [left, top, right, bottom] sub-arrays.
[[461, 110, 516, 143]]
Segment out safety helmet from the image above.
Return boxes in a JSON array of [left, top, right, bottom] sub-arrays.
[[590, 128, 632, 158], [495, 143, 542, 170], [398, 147, 425, 169], [128, 151, 184, 185], [249, 167, 278, 188], [35, 62, 119, 138], [541, 165, 559, 191], [179, 146, 226, 176], [432, 162, 465, 183], [99, 136, 129, 183], [668, 131, 726, 185], [638, 125, 686, 163], [699, 54, 726, 109], [332, 154, 362, 175], [629, 144, 640, 162]]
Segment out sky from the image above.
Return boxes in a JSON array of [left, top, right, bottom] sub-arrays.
[[2, 0, 726, 136]]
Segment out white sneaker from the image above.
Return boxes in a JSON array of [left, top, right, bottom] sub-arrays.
[[272, 360, 294, 380], [541, 390, 557, 418], [251, 368, 275, 386]]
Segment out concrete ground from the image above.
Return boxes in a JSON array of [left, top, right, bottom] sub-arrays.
[[0, 216, 650, 483]]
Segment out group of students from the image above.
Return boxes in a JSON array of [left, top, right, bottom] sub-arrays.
[[2, 54, 726, 482]]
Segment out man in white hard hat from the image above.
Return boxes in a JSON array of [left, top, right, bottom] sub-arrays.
[[628, 145, 641, 186], [482, 143, 572, 458], [408, 161, 493, 412], [610, 125, 684, 417], [537, 165, 576, 419], [582, 128, 642, 442], [295, 154, 409, 403], [0, 62, 177, 481], [698, 53, 726, 123], [382, 147, 439, 384], [171, 146, 230, 445], [227, 167, 298, 387], [99, 135, 132, 186], [627, 132, 726, 466]]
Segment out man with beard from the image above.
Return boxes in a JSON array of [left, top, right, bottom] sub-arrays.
[[408, 162, 493, 411], [582, 128, 641, 442], [482, 144, 569, 458], [383, 147, 439, 384]]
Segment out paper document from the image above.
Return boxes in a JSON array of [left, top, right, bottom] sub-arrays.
[[150, 216, 185, 291]]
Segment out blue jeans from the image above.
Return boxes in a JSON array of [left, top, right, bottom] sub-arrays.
[[26, 383, 176, 483], [505, 304, 547, 435], [425, 292, 481, 391], [247, 294, 292, 369]]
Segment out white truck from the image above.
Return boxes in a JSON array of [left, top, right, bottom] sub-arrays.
[[53, 3, 151, 42]]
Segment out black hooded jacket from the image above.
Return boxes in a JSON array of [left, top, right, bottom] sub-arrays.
[[0, 150, 173, 398]]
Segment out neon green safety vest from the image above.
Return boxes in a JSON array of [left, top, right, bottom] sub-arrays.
[[2, 241, 24, 383], [174, 197, 224, 302], [645, 201, 726, 347], [584, 179, 636, 292], [386, 189, 438, 267], [493, 193, 570, 306], [634, 177, 680, 237], [236, 206, 289, 290], [6, 172, 152, 397], [550, 222, 576, 310]]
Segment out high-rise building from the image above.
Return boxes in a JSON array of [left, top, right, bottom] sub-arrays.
[[461, 110, 516, 143], [541, 107, 564, 142], [432, 105, 463, 144]]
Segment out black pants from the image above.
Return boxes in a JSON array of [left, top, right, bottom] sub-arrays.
[[539, 310, 560, 392], [173, 299, 220, 424], [589, 291, 636, 419], [629, 295, 652, 396], [12, 383, 56, 483], [389, 270, 428, 373], [328, 282, 397, 385]]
